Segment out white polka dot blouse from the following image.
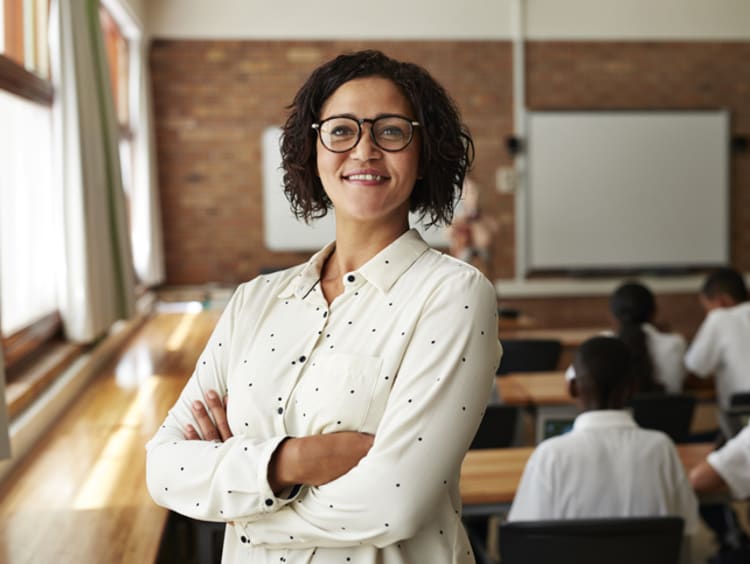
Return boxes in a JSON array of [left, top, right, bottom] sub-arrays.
[[146, 229, 503, 563]]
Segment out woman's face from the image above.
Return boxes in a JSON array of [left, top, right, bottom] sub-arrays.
[[316, 77, 420, 232]]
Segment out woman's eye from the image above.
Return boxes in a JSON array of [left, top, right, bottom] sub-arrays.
[[379, 126, 406, 139], [330, 125, 356, 137]]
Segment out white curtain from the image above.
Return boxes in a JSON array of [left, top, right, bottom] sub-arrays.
[[130, 36, 165, 286], [49, 0, 135, 343], [0, 298, 9, 459]]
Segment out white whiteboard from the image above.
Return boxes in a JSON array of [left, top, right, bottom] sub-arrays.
[[526, 111, 729, 271], [261, 127, 449, 251]]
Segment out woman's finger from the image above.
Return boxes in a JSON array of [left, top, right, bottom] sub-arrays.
[[206, 390, 233, 441], [184, 423, 200, 440], [191, 400, 220, 441]]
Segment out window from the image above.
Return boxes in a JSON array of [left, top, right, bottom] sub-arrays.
[[2, 0, 50, 79], [99, 4, 134, 238], [1, 0, 58, 371]]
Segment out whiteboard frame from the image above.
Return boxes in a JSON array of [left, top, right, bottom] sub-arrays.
[[523, 110, 730, 274]]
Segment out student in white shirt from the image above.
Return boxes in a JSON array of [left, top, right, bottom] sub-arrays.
[[685, 267, 750, 409], [690, 424, 750, 563], [565, 281, 687, 394], [146, 50, 502, 564], [691, 422, 750, 499], [510, 336, 698, 538], [610, 281, 686, 394]]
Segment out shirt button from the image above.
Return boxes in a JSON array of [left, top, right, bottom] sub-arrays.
[[346, 274, 355, 283], [299, 355, 306, 363], [277, 407, 283, 414], [240, 536, 247, 543], [265, 498, 274, 506]]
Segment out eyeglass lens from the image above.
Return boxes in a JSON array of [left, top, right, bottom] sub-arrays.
[[318, 116, 414, 152]]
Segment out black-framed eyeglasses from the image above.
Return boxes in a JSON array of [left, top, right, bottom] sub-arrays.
[[312, 114, 420, 153]]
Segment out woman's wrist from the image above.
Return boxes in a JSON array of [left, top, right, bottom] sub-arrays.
[[268, 437, 299, 493]]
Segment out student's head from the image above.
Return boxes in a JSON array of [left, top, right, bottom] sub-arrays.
[[281, 49, 474, 227], [571, 336, 634, 410], [609, 281, 655, 327], [700, 267, 748, 312]]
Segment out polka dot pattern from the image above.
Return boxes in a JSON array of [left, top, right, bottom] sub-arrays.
[[147, 229, 503, 563]]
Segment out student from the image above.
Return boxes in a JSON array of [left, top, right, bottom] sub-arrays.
[[690, 424, 750, 564], [685, 267, 750, 409], [610, 281, 686, 394], [691, 422, 750, 498], [509, 337, 699, 537], [565, 281, 687, 394]]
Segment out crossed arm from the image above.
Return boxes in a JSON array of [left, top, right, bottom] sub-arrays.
[[185, 391, 374, 493]]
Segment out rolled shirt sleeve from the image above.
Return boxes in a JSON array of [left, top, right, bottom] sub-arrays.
[[707, 423, 750, 499], [145, 289, 299, 522]]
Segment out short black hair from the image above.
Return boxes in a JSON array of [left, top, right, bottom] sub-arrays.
[[701, 267, 748, 303], [573, 336, 633, 409], [280, 49, 474, 227]]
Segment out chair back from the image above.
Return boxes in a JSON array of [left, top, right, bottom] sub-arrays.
[[730, 392, 750, 407], [499, 517, 685, 564], [628, 393, 696, 443], [497, 339, 562, 375], [718, 392, 750, 438], [470, 404, 519, 449]]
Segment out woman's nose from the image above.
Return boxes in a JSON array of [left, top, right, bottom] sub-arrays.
[[350, 126, 381, 160]]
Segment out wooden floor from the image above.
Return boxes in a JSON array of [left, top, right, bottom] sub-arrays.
[[0, 308, 220, 564], [0, 303, 744, 563]]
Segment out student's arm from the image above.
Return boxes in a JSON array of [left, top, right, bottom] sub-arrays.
[[684, 311, 722, 378], [235, 270, 502, 549], [695, 424, 750, 499], [689, 460, 728, 495]]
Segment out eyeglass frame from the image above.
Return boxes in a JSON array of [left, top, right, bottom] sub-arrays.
[[311, 114, 421, 153]]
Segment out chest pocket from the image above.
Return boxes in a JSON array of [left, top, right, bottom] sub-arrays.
[[291, 353, 383, 435]]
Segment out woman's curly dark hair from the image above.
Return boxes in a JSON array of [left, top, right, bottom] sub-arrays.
[[280, 49, 474, 227]]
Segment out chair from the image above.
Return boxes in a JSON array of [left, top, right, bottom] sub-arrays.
[[627, 393, 696, 443], [718, 392, 750, 439], [499, 517, 685, 564], [470, 404, 520, 449], [730, 392, 750, 407], [496, 339, 562, 375]]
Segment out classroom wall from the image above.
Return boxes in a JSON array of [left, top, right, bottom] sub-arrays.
[[148, 2, 750, 337], [144, 0, 750, 41]]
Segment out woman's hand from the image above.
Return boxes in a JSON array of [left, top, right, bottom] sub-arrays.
[[269, 432, 374, 493], [184, 390, 233, 442]]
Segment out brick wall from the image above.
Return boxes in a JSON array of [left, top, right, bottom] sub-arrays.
[[150, 40, 513, 284], [150, 40, 749, 335]]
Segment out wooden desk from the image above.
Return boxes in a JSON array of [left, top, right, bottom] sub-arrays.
[[496, 372, 573, 406], [460, 442, 714, 508], [0, 310, 219, 564]]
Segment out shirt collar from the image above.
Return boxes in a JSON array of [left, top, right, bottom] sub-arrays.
[[573, 410, 637, 431], [279, 229, 429, 300], [358, 229, 429, 294]]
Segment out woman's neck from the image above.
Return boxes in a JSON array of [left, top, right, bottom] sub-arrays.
[[331, 217, 410, 274]]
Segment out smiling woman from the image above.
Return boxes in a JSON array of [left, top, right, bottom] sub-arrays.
[[146, 50, 501, 564]]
